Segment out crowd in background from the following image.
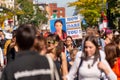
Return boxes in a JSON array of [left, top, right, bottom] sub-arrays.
[[0, 23, 120, 80]]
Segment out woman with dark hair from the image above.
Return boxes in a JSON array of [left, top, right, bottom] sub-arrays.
[[46, 34, 68, 80], [114, 35, 120, 57], [54, 20, 67, 41], [33, 35, 47, 55], [66, 35, 117, 80], [105, 43, 120, 80], [65, 36, 75, 62], [6, 30, 18, 64]]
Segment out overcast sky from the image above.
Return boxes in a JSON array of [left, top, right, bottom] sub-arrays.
[[37, 0, 77, 17]]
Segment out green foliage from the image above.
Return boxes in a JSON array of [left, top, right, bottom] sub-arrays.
[[107, 0, 120, 29], [0, 8, 14, 23], [31, 6, 48, 27], [68, 0, 107, 26], [16, 0, 48, 27], [16, 0, 34, 24]]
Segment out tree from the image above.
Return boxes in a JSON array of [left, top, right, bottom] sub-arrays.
[[0, 7, 14, 26], [107, 0, 120, 29], [16, 0, 48, 27], [68, 0, 107, 26], [16, 0, 34, 24], [31, 6, 48, 27]]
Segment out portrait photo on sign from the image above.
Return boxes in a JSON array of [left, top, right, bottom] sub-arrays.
[[50, 18, 67, 40]]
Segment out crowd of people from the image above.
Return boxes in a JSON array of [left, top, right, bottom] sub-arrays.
[[0, 23, 120, 80]]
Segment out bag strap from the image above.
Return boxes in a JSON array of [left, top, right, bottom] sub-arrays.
[[46, 55, 60, 80], [99, 55, 104, 80], [77, 57, 83, 79]]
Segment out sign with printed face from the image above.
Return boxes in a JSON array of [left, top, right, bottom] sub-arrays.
[[49, 18, 66, 33], [49, 16, 82, 40], [66, 16, 82, 39]]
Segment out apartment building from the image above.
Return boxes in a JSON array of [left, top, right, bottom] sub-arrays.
[[47, 3, 65, 19], [0, 0, 14, 9]]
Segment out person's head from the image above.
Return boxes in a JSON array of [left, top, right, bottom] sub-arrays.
[[105, 29, 113, 40], [65, 36, 74, 47], [54, 20, 63, 32], [46, 34, 60, 53], [105, 43, 118, 67], [33, 35, 47, 55], [70, 48, 78, 61], [82, 35, 100, 66], [56, 40, 64, 57], [83, 35, 100, 58], [43, 32, 51, 38], [86, 27, 98, 36], [16, 24, 36, 51]]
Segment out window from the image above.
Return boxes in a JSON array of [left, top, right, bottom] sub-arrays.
[[53, 10, 57, 13]]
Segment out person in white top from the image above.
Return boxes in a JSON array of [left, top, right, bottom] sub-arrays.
[[66, 35, 117, 80], [0, 47, 4, 68]]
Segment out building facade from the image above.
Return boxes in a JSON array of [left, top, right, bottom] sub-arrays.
[[33, 2, 65, 19], [0, 0, 14, 9], [48, 3, 65, 19]]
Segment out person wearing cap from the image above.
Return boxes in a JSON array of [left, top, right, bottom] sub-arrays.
[[104, 29, 113, 45]]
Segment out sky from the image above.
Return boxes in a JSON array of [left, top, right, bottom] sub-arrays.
[[37, 0, 77, 17]]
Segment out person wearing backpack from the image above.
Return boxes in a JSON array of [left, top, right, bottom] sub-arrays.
[[66, 36, 117, 80]]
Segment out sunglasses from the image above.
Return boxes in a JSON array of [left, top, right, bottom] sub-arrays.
[[47, 40, 55, 44]]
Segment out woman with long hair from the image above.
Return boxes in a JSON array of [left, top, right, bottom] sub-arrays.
[[66, 35, 117, 80], [105, 43, 120, 80]]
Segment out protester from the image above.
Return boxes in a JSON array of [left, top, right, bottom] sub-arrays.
[[81, 27, 105, 51], [46, 34, 68, 80], [65, 36, 75, 62], [66, 35, 117, 80], [114, 35, 120, 57], [54, 19, 67, 41], [68, 48, 78, 71], [0, 47, 4, 70], [0, 30, 7, 53], [105, 43, 120, 80], [6, 30, 18, 64], [75, 39, 82, 51], [104, 29, 113, 45], [33, 35, 47, 55], [1, 24, 60, 80]]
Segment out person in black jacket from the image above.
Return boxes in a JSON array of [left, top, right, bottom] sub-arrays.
[[6, 30, 18, 64], [1, 24, 60, 80]]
